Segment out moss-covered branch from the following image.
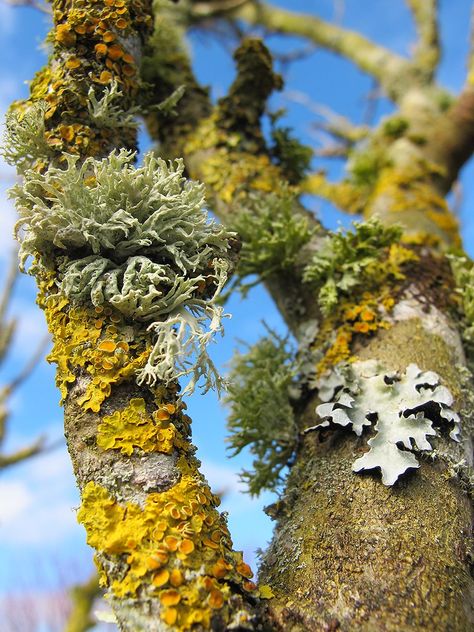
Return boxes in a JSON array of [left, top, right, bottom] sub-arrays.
[[143, 11, 325, 332], [406, 0, 440, 79]]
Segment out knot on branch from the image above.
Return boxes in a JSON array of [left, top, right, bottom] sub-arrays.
[[217, 38, 282, 149]]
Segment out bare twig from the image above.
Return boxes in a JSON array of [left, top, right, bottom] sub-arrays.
[[0, 437, 45, 470], [3, 0, 51, 15], [7, 333, 50, 393], [287, 90, 369, 144], [64, 572, 101, 632], [0, 249, 18, 326]]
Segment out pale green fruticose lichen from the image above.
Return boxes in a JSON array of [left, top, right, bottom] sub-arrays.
[[449, 254, 474, 344], [307, 361, 461, 486], [2, 102, 52, 174], [86, 82, 139, 131], [10, 149, 235, 394], [232, 188, 316, 293], [226, 328, 298, 495]]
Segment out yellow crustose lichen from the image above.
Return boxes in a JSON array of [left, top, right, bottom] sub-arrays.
[[97, 397, 189, 456], [38, 278, 149, 412], [78, 457, 258, 630]]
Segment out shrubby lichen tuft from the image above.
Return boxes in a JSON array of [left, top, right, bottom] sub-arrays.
[[270, 124, 313, 185], [3, 102, 53, 174], [303, 218, 404, 315], [226, 329, 298, 495], [86, 82, 139, 131], [232, 187, 316, 292], [11, 150, 235, 394], [449, 254, 474, 346], [307, 360, 461, 486]]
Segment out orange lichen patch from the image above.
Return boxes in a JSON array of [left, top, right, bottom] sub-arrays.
[[37, 277, 152, 412], [65, 56, 81, 69], [162, 608, 178, 625], [155, 408, 171, 421], [16, 0, 154, 168], [56, 23, 76, 46], [236, 562, 253, 579], [170, 569, 184, 587], [153, 569, 170, 587], [78, 457, 259, 630], [96, 397, 183, 455], [160, 589, 181, 606], [94, 42, 108, 56], [211, 558, 232, 579], [315, 290, 394, 376], [115, 17, 128, 29], [98, 339, 117, 353], [179, 539, 194, 555], [164, 535, 180, 552], [97, 70, 113, 84], [209, 589, 224, 609], [108, 44, 124, 60]]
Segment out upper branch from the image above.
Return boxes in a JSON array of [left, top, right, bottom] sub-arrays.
[[406, 0, 440, 79], [191, 0, 419, 101]]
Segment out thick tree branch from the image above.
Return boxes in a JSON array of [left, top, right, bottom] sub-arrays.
[[191, 0, 419, 101], [406, 0, 440, 79], [421, 87, 474, 190], [143, 12, 325, 333]]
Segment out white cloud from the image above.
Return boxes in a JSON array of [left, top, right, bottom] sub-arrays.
[[0, 448, 80, 546], [0, 480, 33, 522]]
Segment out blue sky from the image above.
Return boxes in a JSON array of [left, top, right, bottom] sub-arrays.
[[0, 1, 473, 629]]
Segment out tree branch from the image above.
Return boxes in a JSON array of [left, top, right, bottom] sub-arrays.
[[191, 0, 418, 101], [0, 436, 45, 470], [64, 572, 101, 632], [406, 0, 440, 79], [286, 90, 369, 145], [422, 87, 474, 189]]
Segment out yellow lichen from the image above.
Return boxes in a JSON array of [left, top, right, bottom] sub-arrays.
[[96, 397, 183, 455], [315, 290, 394, 376], [77, 456, 260, 630], [37, 275, 150, 412], [368, 167, 461, 246]]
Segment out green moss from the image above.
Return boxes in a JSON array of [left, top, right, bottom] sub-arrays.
[[270, 125, 313, 184], [382, 116, 409, 138], [347, 145, 388, 187]]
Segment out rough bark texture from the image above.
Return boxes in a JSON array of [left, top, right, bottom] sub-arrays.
[[260, 311, 474, 631]]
